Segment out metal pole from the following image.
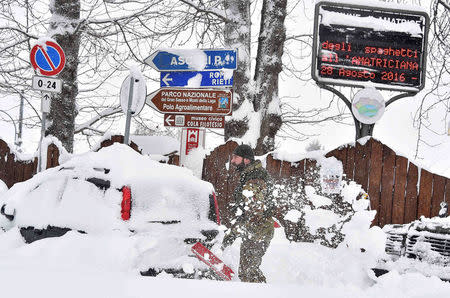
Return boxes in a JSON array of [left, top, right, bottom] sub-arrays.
[[123, 76, 135, 145], [16, 93, 24, 149], [37, 112, 46, 172], [317, 83, 416, 141]]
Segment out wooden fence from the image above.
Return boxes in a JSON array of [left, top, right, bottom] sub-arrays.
[[325, 138, 450, 227], [2, 135, 449, 228], [0, 139, 60, 188], [202, 138, 450, 227]]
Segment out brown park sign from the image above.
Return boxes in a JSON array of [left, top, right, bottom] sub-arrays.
[[164, 114, 225, 129], [146, 88, 232, 115]]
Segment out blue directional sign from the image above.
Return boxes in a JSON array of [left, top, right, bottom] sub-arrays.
[[145, 49, 237, 72], [160, 71, 233, 88]]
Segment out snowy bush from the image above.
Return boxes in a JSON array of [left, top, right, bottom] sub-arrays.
[[273, 157, 374, 249]]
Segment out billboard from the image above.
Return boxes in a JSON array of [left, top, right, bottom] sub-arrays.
[[312, 1, 429, 92]]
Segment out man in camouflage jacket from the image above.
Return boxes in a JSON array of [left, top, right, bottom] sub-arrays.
[[222, 144, 274, 283]]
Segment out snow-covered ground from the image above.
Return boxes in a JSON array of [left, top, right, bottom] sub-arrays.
[[0, 227, 449, 298], [0, 1, 448, 296], [0, 144, 449, 297]]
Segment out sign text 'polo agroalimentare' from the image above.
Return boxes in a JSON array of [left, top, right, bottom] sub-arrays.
[[146, 88, 232, 115], [312, 1, 429, 92]]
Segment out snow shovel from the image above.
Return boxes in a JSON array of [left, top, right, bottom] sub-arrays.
[[191, 242, 234, 281]]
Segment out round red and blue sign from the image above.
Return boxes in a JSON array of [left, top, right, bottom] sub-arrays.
[[30, 41, 66, 76]]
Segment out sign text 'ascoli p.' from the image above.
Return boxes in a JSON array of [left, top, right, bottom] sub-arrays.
[[312, 1, 429, 92], [145, 49, 237, 72], [146, 88, 232, 115]]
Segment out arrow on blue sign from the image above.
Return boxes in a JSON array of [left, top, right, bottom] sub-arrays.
[[145, 49, 237, 72], [160, 71, 233, 88]]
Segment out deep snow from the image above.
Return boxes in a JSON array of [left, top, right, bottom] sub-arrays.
[[0, 227, 449, 298], [1, 145, 450, 297]]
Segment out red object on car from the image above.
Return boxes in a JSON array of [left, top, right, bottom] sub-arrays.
[[121, 186, 132, 221]]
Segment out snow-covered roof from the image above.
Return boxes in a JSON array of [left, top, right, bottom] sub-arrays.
[[130, 135, 179, 155]]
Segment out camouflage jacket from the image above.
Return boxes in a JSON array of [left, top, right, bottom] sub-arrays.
[[223, 160, 274, 247]]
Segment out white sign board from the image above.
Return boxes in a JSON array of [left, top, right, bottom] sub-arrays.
[[180, 127, 205, 166], [32, 76, 62, 93], [120, 75, 147, 115], [41, 92, 51, 113], [351, 87, 385, 124]]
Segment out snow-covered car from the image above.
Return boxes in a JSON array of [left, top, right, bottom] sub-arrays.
[[0, 144, 222, 278], [374, 217, 450, 281]]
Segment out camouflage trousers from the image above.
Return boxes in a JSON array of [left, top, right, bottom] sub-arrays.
[[238, 228, 274, 283]]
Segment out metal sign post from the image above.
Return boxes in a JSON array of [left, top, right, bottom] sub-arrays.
[[123, 76, 135, 145], [119, 73, 147, 145], [16, 93, 24, 150], [37, 112, 47, 173], [30, 39, 66, 172], [37, 92, 52, 172]]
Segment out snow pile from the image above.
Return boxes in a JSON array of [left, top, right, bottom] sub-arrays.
[[302, 206, 341, 233], [0, 222, 449, 297], [187, 73, 203, 87], [0, 179, 7, 193], [284, 210, 302, 223], [305, 185, 332, 207], [182, 147, 208, 178], [0, 144, 221, 274], [265, 175, 385, 288], [321, 9, 422, 35], [91, 134, 180, 162], [130, 135, 179, 156], [164, 49, 208, 71], [228, 100, 261, 147], [39, 135, 71, 167]]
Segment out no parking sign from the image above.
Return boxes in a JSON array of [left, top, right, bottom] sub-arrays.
[[30, 41, 66, 76]]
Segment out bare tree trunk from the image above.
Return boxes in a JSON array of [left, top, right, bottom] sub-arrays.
[[253, 0, 287, 155], [223, 0, 252, 139], [46, 0, 81, 153]]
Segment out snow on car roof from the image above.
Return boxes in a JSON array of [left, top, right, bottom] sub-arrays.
[[1, 144, 214, 233]]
